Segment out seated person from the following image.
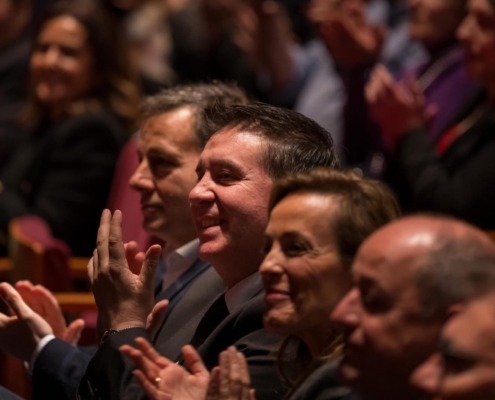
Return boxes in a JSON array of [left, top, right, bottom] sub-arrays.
[[121, 168, 401, 400], [78, 103, 340, 400], [413, 291, 495, 400], [0, 82, 248, 400], [367, 0, 495, 229], [0, 1, 140, 256]]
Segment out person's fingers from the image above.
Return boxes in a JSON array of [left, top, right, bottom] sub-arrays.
[[228, 347, 243, 398], [425, 103, 439, 124], [14, 282, 39, 312], [147, 300, 169, 339], [249, 389, 256, 400], [132, 370, 163, 400], [135, 337, 171, 369], [108, 210, 126, 266], [218, 349, 231, 398], [235, 350, 251, 399], [65, 319, 85, 346], [140, 245, 162, 290], [125, 241, 139, 273], [0, 283, 33, 321], [120, 343, 161, 379], [206, 367, 221, 400], [182, 345, 209, 377], [96, 209, 111, 273]]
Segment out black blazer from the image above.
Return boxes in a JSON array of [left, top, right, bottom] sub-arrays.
[[0, 111, 125, 256], [387, 102, 495, 229], [79, 271, 287, 400], [31, 259, 213, 400]]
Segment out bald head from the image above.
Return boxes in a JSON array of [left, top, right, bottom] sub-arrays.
[[362, 215, 495, 317]]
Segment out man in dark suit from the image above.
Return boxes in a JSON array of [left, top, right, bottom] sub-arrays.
[[79, 102, 339, 400], [0, 83, 247, 399]]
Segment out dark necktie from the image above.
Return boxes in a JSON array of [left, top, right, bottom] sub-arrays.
[[189, 293, 229, 348]]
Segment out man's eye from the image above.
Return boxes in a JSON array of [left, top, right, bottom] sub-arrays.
[[262, 239, 272, 255], [360, 291, 389, 314], [284, 241, 307, 256]]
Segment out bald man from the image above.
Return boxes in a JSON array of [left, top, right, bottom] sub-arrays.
[[331, 215, 495, 400]]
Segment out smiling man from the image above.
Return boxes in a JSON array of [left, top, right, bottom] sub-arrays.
[[80, 102, 339, 400], [0, 83, 248, 400]]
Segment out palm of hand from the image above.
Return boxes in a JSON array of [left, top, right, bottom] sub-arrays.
[[157, 364, 210, 400]]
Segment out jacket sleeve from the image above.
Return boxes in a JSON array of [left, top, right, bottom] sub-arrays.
[[32, 338, 94, 400], [77, 327, 151, 400]]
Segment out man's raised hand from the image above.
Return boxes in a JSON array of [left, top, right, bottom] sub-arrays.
[[91, 209, 162, 335]]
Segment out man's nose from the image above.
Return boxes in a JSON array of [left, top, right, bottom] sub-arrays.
[[129, 160, 153, 192], [330, 287, 361, 327], [410, 353, 443, 396], [189, 174, 215, 205]]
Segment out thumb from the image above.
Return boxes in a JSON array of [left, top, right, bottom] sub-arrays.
[[140, 245, 162, 288], [0, 282, 33, 321], [250, 389, 256, 400], [425, 103, 439, 124], [64, 319, 85, 346], [182, 345, 209, 377], [146, 299, 169, 338]]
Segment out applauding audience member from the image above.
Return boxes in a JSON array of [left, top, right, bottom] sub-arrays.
[[331, 215, 495, 399], [0, 83, 248, 400], [368, 0, 495, 229], [122, 168, 401, 400], [79, 103, 339, 400]]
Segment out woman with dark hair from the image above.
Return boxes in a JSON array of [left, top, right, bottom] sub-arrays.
[[120, 168, 401, 400], [0, 1, 141, 256], [367, 0, 495, 230]]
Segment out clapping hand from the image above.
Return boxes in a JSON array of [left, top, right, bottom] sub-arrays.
[[0, 282, 56, 361], [207, 347, 255, 400], [366, 65, 438, 151], [89, 209, 162, 336], [121, 338, 210, 400], [15, 280, 84, 346]]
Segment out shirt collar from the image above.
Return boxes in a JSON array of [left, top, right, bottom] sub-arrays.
[[164, 238, 200, 272]]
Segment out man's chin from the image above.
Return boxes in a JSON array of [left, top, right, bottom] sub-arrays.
[[338, 359, 361, 385]]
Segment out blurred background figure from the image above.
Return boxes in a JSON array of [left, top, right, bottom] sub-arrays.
[[343, 0, 480, 169], [0, 0, 33, 170], [369, 0, 495, 229], [0, 1, 141, 256]]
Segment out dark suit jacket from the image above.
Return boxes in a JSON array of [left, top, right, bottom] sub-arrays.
[[387, 99, 495, 229], [31, 258, 213, 400], [0, 111, 126, 256], [289, 360, 352, 400], [79, 272, 287, 400]]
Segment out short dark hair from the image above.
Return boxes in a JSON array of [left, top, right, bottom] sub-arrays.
[[270, 168, 401, 268], [143, 83, 249, 149], [205, 102, 340, 179], [415, 223, 495, 318]]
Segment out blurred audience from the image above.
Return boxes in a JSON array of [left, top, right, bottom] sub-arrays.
[[344, 0, 480, 168], [121, 168, 400, 399], [0, 1, 141, 256], [374, 0, 495, 229]]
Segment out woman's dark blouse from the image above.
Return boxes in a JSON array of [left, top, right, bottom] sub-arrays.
[[0, 110, 127, 256]]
